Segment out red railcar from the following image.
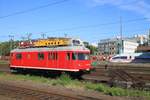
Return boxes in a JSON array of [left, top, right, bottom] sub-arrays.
[[10, 46, 91, 73]]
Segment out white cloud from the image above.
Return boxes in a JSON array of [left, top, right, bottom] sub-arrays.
[[91, 42, 98, 47], [86, 0, 150, 20]]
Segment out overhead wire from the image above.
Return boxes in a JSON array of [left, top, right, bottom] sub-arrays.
[[35, 17, 150, 33], [0, 0, 69, 19], [0, 17, 149, 39], [0, 0, 149, 40], [0, 0, 145, 31]]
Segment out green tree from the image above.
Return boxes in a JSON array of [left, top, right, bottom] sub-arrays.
[[86, 45, 98, 55], [0, 41, 19, 56]]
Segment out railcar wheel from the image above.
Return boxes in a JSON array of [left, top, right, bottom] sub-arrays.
[[10, 68, 17, 73], [67, 72, 83, 79]]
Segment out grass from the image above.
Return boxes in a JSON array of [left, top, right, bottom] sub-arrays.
[[0, 60, 9, 64], [0, 72, 150, 97], [85, 82, 150, 97]]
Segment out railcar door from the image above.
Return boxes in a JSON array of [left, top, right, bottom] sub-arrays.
[[36, 52, 46, 68], [71, 52, 77, 70], [53, 52, 58, 68], [48, 52, 58, 69], [15, 53, 22, 66], [66, 52, 72, 70], [65, 52, 78, 71]]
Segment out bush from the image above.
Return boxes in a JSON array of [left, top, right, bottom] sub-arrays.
[[55, 74, 72, 86]]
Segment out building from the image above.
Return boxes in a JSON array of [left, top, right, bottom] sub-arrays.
[[133, 34, 148, 45], [98, 39, 120, 56], [98, 38, 139, 56], [123, 40, 139, 53]]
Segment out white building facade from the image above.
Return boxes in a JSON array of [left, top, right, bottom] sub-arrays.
[[123, 41, 139, 54]]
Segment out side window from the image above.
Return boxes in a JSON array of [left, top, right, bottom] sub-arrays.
[[55, 52, 58, 60], [112, 57, 120, 59], [38, 53, 44, 60], [52, 52, 55, 60], [120, 56, 127, 59], [48, 53, 52, 60], [16, 53, 22, 60], [66, 53, 70, 60], [49, 52, 57, 60], [72, 53, 77, 60]]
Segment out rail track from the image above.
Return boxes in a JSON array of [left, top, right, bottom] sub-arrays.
[[0, 62, 150, 90], [82, 63, 150, 89], [0, 82, 84, 100], [0, 63, 114, 100]]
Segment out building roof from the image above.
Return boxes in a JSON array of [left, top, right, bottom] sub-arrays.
[[99, 37, 139, 44], [137, 46, 150, 52]]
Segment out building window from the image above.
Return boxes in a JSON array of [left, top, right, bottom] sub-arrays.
[[16, 53, 22, 60], [38, 53, 44, 60]]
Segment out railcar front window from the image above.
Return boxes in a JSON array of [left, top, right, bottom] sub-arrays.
[[120, 56, 127, 59], [73, 40, 80, 46], [78, 53, 89, 60]]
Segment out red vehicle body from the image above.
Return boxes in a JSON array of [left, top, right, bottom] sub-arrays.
[[10, 46, 91, 73]]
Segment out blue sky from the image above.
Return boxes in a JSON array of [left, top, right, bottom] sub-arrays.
[[0, 0, 150, 44]]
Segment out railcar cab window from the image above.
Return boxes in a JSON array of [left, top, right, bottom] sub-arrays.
[[71, 53, 89, 60], [38, 53, 44, 60], [16, 53, 22, 60], [78, 53, 89, 60], [72, 40, 80, 46]]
